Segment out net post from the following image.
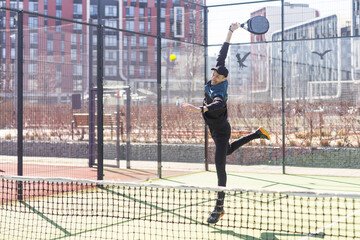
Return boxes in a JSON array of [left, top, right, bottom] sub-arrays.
[[97, 3, 104, 180], [157, 0, 162, 178], [17, 10, 24, 200], [204, 6, 209, 171]]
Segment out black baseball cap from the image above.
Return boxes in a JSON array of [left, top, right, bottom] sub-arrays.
[[211, 66, 228, 77]]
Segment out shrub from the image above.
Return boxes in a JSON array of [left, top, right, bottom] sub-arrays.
[[295, 131, 309, 139], [336, 140, 344, 147], [5, 134, 11, 140], [320, 140, 330, 147]]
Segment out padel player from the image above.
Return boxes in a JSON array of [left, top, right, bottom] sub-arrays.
[[182, 23, 271, 224]]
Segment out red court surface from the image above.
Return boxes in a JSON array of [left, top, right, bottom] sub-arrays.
[[0, 163, 191, 182]]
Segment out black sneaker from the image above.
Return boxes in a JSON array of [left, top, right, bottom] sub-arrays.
[[256, 127, 271, 140], [207, 207, 225, 224]]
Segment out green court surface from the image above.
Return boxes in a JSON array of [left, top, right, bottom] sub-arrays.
[[1, 171, 360, 240], [148, 171, 360, 194]]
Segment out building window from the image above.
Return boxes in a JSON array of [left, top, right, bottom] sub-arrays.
[[139, 36, 147, 47], [123, 36, 128, 47], [105, 66, 117, 76], [90, 5, 97, 17], [73, 4, 82, 15], [56, 0, 61, 6], [105, 50, 116, 61], [126, 6, 134, 17], [11, 48, 15, 59], [105, 5, 117, 17], [29, 2, 38, 12], [129, 65, 134, 76], [139, 22, 145, 32], [93, 35, 97, 45], [123, 51, 128, 61], [73, 79, 82, 91], [28, 64, 37, 74], [10, 17, 16, 28], [148, 22, 151, 33], [71, 34, 77, 45], [47, 40, 53, 51], [30, 33, 38, 44], [73, 65, 82, 76], [56, 10, 61, 18], [71, 49, 77, 61], [28, 17, 38, 28], [131, 36, 136, 46], [104, 20, 117, 28], [174, 7, 184, 38], [161, 8, 166, 18], [139, 66, 145, 77], [30, 48, 38, 59], [44, 19, 47, 32], [126, 21, 134, 31], [147, 66, 151, 78], [161, 22, 165, 34], [131, 51, 136, 61], [139, 8, 145, 17], [73, 19, 82, 30], [105, 35, 117, 46]]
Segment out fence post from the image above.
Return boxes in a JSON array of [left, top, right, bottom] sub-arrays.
[[126, 37, 131, 169], [157, 0, 162, 178], [97, 25, 104, 180], [281, 0, 286, 174], [88, 19, 95, 167], [17, 10, 23, 200], [204, 6, 209, 171]]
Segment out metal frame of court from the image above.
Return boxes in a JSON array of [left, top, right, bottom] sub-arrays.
[[1, 0, 289, 188]]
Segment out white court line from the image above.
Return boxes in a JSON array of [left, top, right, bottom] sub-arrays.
[[300, 208, 360, 240]]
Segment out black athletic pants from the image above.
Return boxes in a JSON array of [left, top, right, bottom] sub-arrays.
[[209, 121, 259, 188]]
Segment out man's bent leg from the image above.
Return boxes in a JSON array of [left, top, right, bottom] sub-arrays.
[[226, 132, 258, 155], [226, 127, 271, 156]]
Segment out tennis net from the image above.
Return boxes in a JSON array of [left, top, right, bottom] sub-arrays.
[[1, 175, 359, 239]]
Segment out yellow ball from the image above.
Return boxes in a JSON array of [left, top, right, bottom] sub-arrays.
[[169, 54, 176, 61]]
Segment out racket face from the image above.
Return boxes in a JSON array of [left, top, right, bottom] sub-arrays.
[[247, 16, 269, 35]]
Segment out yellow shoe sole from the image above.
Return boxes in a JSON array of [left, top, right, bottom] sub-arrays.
[[259, 127, 271, 140], [207, 210, 225, 225]]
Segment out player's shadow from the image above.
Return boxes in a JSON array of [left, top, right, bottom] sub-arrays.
[[211, 230, 325, 239], [261, 232, 324, 239]]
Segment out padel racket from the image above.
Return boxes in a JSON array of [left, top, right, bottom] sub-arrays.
[[240, 16, 269, 35]]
